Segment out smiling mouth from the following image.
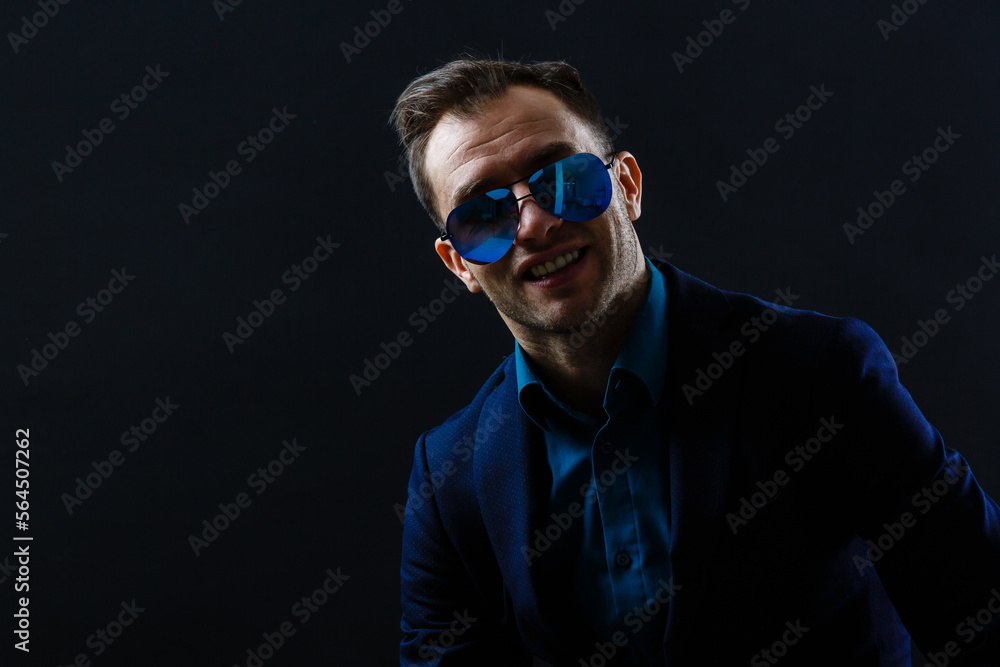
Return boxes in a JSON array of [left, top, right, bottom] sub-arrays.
[[525, 249, 583, 280]]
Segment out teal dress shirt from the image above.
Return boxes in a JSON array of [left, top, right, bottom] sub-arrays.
[[514, 256, 671, 665]]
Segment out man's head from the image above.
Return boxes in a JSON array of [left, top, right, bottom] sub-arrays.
[[390, 58, 645, 343], [390, 58, 616, 231]]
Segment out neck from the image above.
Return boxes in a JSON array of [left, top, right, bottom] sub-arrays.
[[514, 266, 650, 418]]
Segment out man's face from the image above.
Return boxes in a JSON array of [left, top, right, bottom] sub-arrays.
[[424, 85, 643, 337]]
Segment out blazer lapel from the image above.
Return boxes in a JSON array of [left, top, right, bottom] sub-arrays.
[[473, 360, 576, 655], [656, 262, 747, 590]]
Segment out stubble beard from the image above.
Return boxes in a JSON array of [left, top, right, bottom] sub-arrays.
[[473, 196, 641, 335]]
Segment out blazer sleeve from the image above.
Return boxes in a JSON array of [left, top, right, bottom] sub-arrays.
[[399, 430, 531, 666], [817, 317, 1000, 661]]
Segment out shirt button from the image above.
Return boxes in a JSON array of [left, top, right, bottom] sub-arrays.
[[615, 550, 632, 568], [600, 441, 614, 455]]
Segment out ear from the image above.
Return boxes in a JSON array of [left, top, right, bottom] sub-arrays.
[[435, 237, 482, 293], [614, 151, 642, 222]]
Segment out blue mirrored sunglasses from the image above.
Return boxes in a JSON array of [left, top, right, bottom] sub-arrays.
[[439, 152, 617, 264]]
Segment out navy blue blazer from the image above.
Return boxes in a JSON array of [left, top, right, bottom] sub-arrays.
[[400, 261, 1000, 666]]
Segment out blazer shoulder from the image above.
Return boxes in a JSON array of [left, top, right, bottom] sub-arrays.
[[661, 260, 893, 396], [728, 289, 893, 391], [414, 354, 516, 472], [661, 259, 863, 358]]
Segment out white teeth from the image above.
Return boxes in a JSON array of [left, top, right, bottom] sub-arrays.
[[529, 250, 581, 279]]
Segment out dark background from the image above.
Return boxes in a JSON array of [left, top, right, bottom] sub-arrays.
[[2, 0, 998, 665]]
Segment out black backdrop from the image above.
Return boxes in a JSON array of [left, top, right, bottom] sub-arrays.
[[2, 1, 998, 665]]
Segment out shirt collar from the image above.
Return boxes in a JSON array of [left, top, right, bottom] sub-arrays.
[[514, 256, 669, 430]]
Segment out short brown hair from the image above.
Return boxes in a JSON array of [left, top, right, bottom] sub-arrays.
[[389, 57, 613, 230]]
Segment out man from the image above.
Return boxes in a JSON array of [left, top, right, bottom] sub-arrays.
[[391, 57, 1000, 666]]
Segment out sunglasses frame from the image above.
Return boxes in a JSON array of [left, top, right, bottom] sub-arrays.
[[439, 151, 619, 265]]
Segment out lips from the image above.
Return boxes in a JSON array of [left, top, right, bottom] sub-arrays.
[[520, 244, 589, 281], [526, 249, 582, 279]]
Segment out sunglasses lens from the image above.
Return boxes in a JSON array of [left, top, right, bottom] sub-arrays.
[[446, 188, 519, 263], [528, 153, 612, 222]]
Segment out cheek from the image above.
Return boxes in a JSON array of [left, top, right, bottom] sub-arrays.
[[470, 264, 507, 290]]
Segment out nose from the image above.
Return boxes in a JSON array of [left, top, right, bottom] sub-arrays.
[[510, 181, 562, 244]]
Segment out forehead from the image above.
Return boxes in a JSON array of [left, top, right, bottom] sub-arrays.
[[424, 85, 598, 216]]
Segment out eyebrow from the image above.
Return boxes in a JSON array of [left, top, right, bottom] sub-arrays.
[[449, 141, 578, 210]]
